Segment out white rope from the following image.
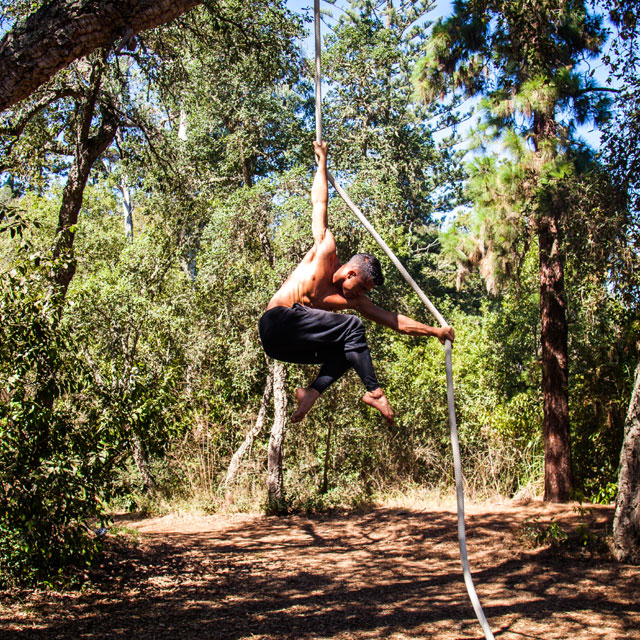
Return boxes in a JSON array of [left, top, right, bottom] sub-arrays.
[[314, 0, 323, 144], [312, 4, 495, 639]]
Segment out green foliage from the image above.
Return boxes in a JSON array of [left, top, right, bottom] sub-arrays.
[[520, 516, 569, 547], [600, 1, 640, 309], [420, 0, 614, 298], [417, 0, 638, 503], [0, 221, 110, 587], [520, 505, 610, 553], [1, 0, 637, 587], [323, 0, 464, 221]]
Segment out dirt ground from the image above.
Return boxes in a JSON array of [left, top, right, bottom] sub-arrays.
[[1, 500, 639, 639]]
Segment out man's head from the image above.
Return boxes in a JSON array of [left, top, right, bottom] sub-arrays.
[[340, 253, 384, 298], [349, 253, 384, 286]]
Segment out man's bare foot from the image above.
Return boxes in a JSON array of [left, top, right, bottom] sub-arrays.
[[362, 387, 395, 425], [291, 387, 321, 423]]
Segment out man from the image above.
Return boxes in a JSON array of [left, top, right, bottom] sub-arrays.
[[259, 141, 454, 424]]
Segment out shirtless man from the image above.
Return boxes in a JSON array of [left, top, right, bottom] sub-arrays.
[[259, 141, 454, 424]]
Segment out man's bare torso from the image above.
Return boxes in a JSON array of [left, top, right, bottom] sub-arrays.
[[266, 231, 353, 312]]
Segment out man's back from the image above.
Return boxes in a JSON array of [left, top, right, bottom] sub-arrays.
[[266, 230, 341, 310]]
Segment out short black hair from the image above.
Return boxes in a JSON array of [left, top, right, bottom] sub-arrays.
[[348, 252, 384, 287]]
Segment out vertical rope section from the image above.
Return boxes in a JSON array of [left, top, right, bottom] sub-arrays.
[[314, 0, 323, 144], [312, 3, 495, 639]]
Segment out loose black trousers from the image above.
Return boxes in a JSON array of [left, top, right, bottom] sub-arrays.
[[259, 303, 380, 394]]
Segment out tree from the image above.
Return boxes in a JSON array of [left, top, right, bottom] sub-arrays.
[[415, 0, 615, 501], [224, 366, 273, 496], [323, 0, 459, 225], [613, 342, 640, 563], [0, 0, 202, 112], [51, 51, 119, 302], [600, 0, 640, 563], [266, 360, 288, 513], [0, 203, 122, 587], [0, 0, 307, 582], [601, 0, 640, 215], [254, 0, 462, 503]]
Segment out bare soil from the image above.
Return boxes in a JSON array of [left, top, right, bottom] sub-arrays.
[[1, 500, 639, 639]]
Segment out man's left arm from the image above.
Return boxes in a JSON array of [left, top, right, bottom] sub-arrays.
[[352, 296, 455, 344]]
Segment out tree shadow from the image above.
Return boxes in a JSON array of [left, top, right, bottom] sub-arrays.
[[1, 505, 637, 640]]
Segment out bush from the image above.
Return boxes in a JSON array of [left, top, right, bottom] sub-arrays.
[[0, 241, 114, 587]]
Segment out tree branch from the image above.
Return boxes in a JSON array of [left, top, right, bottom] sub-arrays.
[[574, 87, 622, 96], [0, 0, 202, 112], [0, 89, 77, 137]]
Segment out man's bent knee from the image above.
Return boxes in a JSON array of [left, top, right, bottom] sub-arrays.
[[344, 315, 368, 352]]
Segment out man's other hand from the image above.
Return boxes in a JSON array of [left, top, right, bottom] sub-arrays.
[[313, 140, 328, 163]]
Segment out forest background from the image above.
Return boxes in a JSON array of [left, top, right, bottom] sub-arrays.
[[0, 0, 639, 587]]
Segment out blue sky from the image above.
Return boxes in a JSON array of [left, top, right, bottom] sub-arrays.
[[285, 0, 610, 150], [287, 0, 453, 55]]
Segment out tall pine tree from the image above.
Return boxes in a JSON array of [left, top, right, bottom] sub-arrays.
[[415, 0, 614, 501]]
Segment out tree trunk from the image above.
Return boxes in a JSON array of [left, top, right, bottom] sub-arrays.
[[0, 0, 202, 112], [115, 131, 134, 240], [224, 367, 273, 498], [267, 360, 288, 514], [612, 345, 640, 564], [178, 109, 188, 141], [52, 57, 118, 303], [533, 110, 573, 503], [131, 430, 157, 493], [119, 180, 134, 240], [320, 421, 333, 495], [33, 56, 117, 464], [538, 212, 574, 502]]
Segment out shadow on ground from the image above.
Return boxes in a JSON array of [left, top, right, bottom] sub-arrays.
[[1, 504, 638, 639]]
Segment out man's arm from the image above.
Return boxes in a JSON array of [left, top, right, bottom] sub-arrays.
[[311, 141, 329, 247], [352, 296, 455, 344]]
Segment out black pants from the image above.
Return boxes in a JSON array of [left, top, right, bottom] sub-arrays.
[[259, 304, 380, 394]]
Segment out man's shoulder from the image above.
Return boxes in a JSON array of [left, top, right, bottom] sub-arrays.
[[314, 228, 336, 256], [307, 236, 338, 276]]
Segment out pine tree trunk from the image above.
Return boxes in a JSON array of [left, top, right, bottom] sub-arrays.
[[538, 212, 574, 502], [267, 360, 288, 514], [224, 367, 273, 497], [531, 111, 573, 502], [612, 346, 640, 564]]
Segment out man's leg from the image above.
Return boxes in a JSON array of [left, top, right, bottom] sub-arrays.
[[294, 317, 393, 424], [343, 347, 394, 424], [310, 349, 351, 394], [292, 350, 350, 423], [260, 305, 394, 422]]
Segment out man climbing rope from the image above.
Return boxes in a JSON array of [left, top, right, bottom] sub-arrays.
[[259, 141, 454, 424]]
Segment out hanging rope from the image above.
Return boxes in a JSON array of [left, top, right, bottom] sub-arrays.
[[312, 3, 495, 639]]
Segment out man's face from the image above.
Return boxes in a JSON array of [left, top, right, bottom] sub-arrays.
[[342, 269, 374, 299]]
